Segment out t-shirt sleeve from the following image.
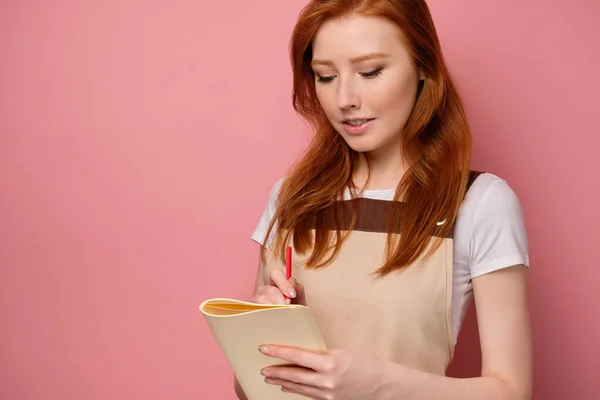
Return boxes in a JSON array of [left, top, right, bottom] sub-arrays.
[[250, 178, 283, 248], [469, 178, 530, 279]]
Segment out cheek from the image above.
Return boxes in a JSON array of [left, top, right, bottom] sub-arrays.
[[370, 86, 417, 141], [315, 87, 336, 117], [371, 77, 418, 117]]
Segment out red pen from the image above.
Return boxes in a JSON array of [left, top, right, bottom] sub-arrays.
[[284, 246, 292, 301]]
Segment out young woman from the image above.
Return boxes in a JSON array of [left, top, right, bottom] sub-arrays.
[[235, 1, 531, 399]]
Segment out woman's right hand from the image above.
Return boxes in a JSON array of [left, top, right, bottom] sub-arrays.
[[251, 268, 306, 306]]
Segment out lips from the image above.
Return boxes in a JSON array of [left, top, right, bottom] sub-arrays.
[[342, 118, 375, 126], [340, 118, 375, 135]]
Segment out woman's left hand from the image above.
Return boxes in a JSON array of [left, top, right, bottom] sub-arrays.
[[258, 344, 391, 399]]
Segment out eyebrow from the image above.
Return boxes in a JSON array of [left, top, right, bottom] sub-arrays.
[[311, 52, 390, 67]]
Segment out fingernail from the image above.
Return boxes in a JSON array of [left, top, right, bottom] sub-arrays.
[[259, 346, 269, 354], [289, 289, 296, 298], [260, 369, 269, 376]]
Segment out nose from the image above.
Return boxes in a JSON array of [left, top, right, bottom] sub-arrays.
[[336, 76, 360, 110]]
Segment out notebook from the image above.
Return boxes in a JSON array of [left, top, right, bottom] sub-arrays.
[[199, 298, 328, 399]]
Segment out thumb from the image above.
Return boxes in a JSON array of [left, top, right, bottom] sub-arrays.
[[290, 277, 307, 306]]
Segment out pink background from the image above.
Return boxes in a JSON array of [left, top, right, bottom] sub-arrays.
[[1, 0, 598, 399]]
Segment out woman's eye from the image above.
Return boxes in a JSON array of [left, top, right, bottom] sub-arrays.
[[316, 75, 335, 83], [360, 68, 383, 79]]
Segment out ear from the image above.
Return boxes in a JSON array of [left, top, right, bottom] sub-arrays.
[[419, 71, 425, 81]]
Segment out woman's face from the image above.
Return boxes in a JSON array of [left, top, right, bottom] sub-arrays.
[[311, 14, 422, 157]]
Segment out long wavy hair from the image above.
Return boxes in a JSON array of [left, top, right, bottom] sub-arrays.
[[261, 0, 471, 276]]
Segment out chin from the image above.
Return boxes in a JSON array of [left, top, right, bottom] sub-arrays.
[[341, 135, 385, 154]]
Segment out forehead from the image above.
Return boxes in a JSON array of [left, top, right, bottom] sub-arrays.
[[312, 14, 407, 60]]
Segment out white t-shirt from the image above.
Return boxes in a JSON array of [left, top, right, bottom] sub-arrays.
[[251, 172, 530, 344]]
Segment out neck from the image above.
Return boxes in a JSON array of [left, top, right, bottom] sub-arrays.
[[354, 142, 407, 191]]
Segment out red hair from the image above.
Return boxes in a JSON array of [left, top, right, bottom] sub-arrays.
[[261, 0, 471, 276]]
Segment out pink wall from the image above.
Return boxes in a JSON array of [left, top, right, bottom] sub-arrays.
[[1, 0, 598, 399]]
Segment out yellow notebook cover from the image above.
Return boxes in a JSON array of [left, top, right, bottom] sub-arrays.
[[200, 298, 328, 400]]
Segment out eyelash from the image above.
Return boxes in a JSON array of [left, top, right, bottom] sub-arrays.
[[316, 68, 384, 84]]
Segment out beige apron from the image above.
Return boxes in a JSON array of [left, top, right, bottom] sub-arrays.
[[260, 172, 480, 376]]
